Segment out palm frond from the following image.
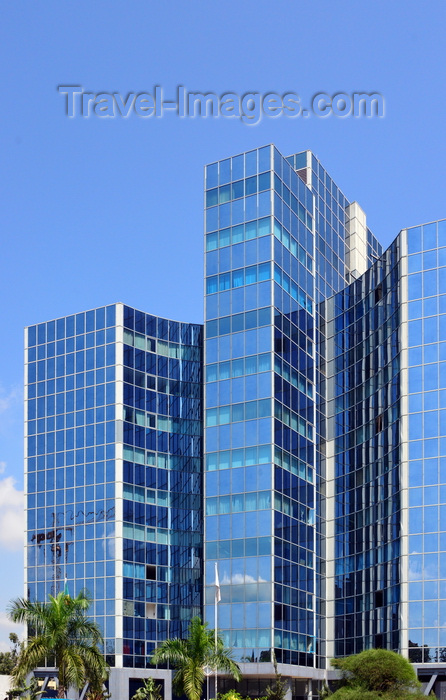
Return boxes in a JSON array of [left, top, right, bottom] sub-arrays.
[[8, 591, 108, 695], [151, 638, 189, 666], [151, 616, 241, 700]]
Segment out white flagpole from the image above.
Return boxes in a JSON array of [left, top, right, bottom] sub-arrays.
[[214, 562, 221, 699]]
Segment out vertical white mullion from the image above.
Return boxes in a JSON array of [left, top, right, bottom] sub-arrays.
[[399, 232, 409, 658], [114, 303, 124, 666], [24, 327, 29, 599]]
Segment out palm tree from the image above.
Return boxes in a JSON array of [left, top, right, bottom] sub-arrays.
[[8, 590, 108, 699], [151, 616, 241, 700]]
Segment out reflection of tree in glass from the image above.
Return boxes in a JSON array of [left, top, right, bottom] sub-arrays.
[[408, 640, 431, 663]]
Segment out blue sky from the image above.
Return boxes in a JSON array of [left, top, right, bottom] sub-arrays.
[[1, 0, 445, 649]]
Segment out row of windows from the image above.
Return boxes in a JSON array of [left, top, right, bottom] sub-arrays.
[[27, 346, 116, 383], [409, 342, 446, 367], [28, 306, 116, 346], [27, 445, 114, 472], [334, 543, 399, 575], [274, 357, 313, 399], [205, 191, 271, 233], [275, 149, 314, 213], [28, 329, 115, 361], [274, 494, 314, 526], [124, 411, 201, 438], [206, 172, 271, 207], [409, 579, 446, 599], [408, 248, 446, 273], [410, 534, 446, 557], [206, 326, 271, 365], [273, 238, 315, 305], [273, 219, 313, 271], [274, 400, 313, 441], [206, 217, 271, 251], [206, 510, 272, 540], [28, 567, 114, 592], [205, 307, 271, 337], [28, 478, 114, 503], [273, 267, 313, 313], [206, 148, 271, 189], [273, 192, 313, 243], [206, 262, 271, 295], [407, 221, 446, 254], [123, 484, 200, 511], [408, 269, 446, 300], [409, 561, 446, 589], [204, 445, 270, 471], [29, 396, 115, 425], [310, 152, 348, 207], [206, 464, 271, 496], [274, 539, 314, 569], [410, 508, 446, 534], [206, 398, 271, 427], [206, 353, 271, 382], [28, 507, 115, 533], [123, 465, 201, 499], [409, 296, 446, 320], [122, 448, 201, 476], [122, 329, 201, 361], [205, 537, 271, 560], [123, 350, 201, 384], [409, 363, 446, 393], [273, 174, 313, 220], [409, 411, 446, 440], [273, 631, 315, 653], [409, 317, 446, 348], [208, 602, 272, 631], [28, 409, 114, 435], [27, 422, 115, 456], [124, 308, 202, 345], [206, 491, 271, 515], [27, 368, 115, 401], [27, 537, 115, 565], [123, 531, 201, 559], [409, 438, 446, 460], [274, 446, 314, 483], [27, 523, 113, 547]]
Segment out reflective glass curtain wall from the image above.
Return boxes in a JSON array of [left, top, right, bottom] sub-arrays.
[[322, 240, 402, 658], [25, 304, 203, 672], [25, 305, 118, 664], [405, 221, 446, 664], [203, 145, 380, 670]]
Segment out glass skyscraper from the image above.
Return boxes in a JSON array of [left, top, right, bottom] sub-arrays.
[[24, 146, 446, 699], [25, 305, 203, 698]]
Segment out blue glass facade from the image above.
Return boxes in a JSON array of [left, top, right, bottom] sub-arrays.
[[203, 145, 382, 676], [24, 147, 446, 697], [25, 304, 203, 682], [321, 218, 446, 689], [25, 305, 118, 663], [405, 221, 446, 665], [322, 239, 402, 658]]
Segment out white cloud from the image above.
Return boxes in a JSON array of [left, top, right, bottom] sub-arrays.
[[0, 386, 20, 416], [0, 475, 24, 551]]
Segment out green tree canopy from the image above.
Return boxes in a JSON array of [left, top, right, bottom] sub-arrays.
[[330, 649, 422, 700], [151, 616, 241, 700], [131, 677, 163, 700], [0, 633, 22, 675], [8, 590, 108, 699]]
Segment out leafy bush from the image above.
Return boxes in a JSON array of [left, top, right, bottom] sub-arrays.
[[329, 649, 424, 700]]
